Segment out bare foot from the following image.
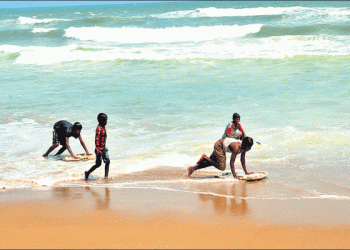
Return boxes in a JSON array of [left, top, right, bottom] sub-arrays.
[[187, 166, 195, 177], [84, 171, 89, 180], [42, 154, 48, 158]]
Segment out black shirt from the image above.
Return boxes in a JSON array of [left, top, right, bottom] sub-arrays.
[[53, 120, 79, 144]]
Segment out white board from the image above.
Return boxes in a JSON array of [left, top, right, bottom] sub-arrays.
[[63, 153, 96, 162], [216, 171, 269, 181]]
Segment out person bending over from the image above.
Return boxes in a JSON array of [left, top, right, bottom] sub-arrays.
[[43, 120, 91, 159], [188, 137, 254, 179]]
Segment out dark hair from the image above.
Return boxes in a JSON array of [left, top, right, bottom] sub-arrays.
[[241, 137, 253, 150], [97, 113, 108, 124], [72, 122, 82, 131], [232, 113, 240, 119]]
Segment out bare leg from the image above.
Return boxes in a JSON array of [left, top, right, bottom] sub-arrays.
[[55, 146, 67, 156], [85, 156, 102, 180], [85, 165, 100, 180], [188, 154, 213, 177], [43, 143, 59, 157]]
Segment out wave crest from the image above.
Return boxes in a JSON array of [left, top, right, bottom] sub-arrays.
[[153, 6, 301, 18], [64, 24, 263, 43], [18, 16, 71, 24]]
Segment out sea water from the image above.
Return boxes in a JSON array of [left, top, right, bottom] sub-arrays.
[[0, 1, 349, 201]]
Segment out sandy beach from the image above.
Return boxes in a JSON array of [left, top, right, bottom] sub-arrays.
[[2, 1, 350, 249], [1, 181, 349, 249]]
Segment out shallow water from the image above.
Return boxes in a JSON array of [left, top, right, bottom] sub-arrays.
[[0, 1, 349, 201]]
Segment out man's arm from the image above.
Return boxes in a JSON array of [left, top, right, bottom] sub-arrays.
[[229, 143, 243, 179], [229, 152, 239, 178], [79, 135, 91, 155], [240, 152, 254, 175], [65, 137, 79, 159]]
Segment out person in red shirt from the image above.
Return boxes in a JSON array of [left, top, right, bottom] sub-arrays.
[[222, 113, 246, 140], [85, 113, 110, 180]]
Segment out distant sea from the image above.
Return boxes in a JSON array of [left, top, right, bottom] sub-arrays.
[[0, 1, 349, 201]]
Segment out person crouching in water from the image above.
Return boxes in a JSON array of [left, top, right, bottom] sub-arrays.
[[85, 113, 110, 180], [43, 120, 91, 159], [188, 137, 254, 179]]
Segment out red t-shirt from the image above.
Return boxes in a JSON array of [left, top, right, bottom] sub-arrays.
[[226, 122, 244, 138], [95, 125, 107, 151]]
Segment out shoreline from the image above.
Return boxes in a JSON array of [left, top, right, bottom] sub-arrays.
[[1, 184, 350, 249]]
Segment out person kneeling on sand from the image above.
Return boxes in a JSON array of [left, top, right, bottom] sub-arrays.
[[43, 120, 91, 159], [188, 137, 254, 179]]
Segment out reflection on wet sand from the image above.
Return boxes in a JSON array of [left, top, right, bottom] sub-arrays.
[[85, 187, 110, 210], [53, 187, 111, 210], [198, 182, 248, 216]]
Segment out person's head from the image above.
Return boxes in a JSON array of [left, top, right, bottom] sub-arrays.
[[97, 113, 108, 126], [241, 136, 253, 152], [232, 113, 240, 123], [72, 122, 82, 136]]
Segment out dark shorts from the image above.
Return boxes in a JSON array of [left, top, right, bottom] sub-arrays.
[[52, 130, 65, 146], [95, 148, 110, 164]]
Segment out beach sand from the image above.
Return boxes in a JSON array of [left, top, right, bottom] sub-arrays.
[[1, 181, 350, 249]]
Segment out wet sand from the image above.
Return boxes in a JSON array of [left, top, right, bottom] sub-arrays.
[[1, 184, 350, 249]]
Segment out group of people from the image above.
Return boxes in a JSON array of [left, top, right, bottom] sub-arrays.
[[188, 113, 254, 179], [43, 113, 110, 180], [43, 113, 254, 180]]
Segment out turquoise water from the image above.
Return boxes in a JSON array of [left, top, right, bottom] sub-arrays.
[[0, 1, 349, 200]]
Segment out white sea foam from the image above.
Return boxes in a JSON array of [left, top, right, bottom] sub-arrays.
[[7, 33, 350, 65], [153, 7, 302, 18], [153, 6, 350, 21], [32, 28, 56, 33], [328, 9, 350, 16], [64, 24, 263, 43], [18, 16, 71, 24], [0, 45, 23, 53], [309, 194, 350, 200]]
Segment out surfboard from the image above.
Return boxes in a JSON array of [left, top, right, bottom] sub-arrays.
[[63, 153, 96, 162], [215, 171, 269, 181]]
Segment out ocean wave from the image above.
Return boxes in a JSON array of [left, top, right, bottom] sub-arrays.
[[80, 16, 128, 25], [0, 51, 20, 61], [32, 28, 65, 38], [152, 6, 350, 20], [32, 28, 57, 33], [252, 23, 350, 38], [64, 24, 263, 43], [0, 29, 35, 43], [152, 6, 301, 18], [2, 34, 349, 65], [18, 16, 71, 24]]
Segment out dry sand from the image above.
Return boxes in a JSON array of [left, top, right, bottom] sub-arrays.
[[0, 184, 349, 249]]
